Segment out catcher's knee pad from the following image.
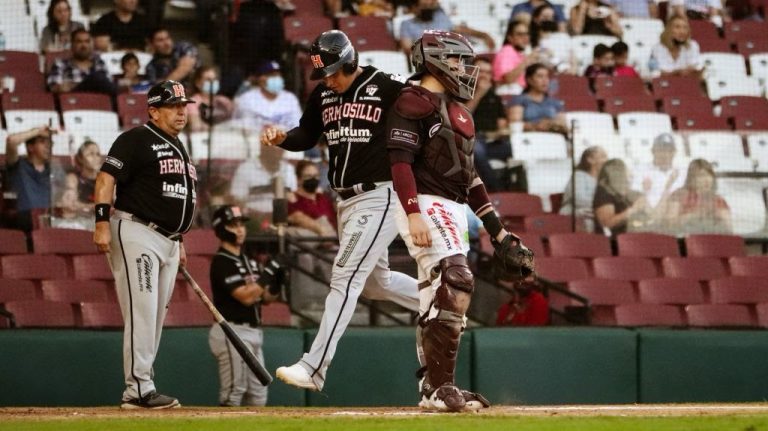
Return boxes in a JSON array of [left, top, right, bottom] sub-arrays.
[[436, 254, 474, 315]]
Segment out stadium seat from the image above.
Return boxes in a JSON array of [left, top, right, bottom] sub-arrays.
[[283, 15, 333, 47], [593, 76, 647, 99], [552, 74, 591, 96], [117, 93, 149, 129], [338, 16, 396, 51], [706, 76, 762, 101], [184, 229, 219, 256], [687, 132, 753, 172], [651, 76, 706, 99], [3, 300, 77, 328], [72, 254, 114, 280], [602, 94, 656, 116], [548, 232, 612, 258], [2, 15, 40, 52], [700, 53, 748, 78], [733, 110, 768, 132], [0, 50, 41, 75], [489, 192, 544, 232], [1, 255, 69, 280], [571, 35, 620, 72], [58, 93, 113, 112], [32, 228, 95, 255], [709, 276, 768, 304], [559, 92, 599, 112], [261, 302, 293, 326], [685, 234, 746, 258], [62, 111, 121, 154], [0, 279, 39, 302], [572, 130, 625, 160], [616, 112, 672, 137], [616, 233, 680, 258], [171, 282, 190, 303], [357, 50, 410, 77], [674, 111, 732, 131], [729, 256, 768, 277], [569, 279, 636, 325], [0, 229, 28, 255], [688, 19, 720, 42], [724, 21, 768, 45], [735, 38, 768, 58], [746, 133, 768, 171], [660, 94, 713, 120], [748, 53, 768, 87], [523, 214, 573, 235], [623, 132, 686, 164], [685, 304, 755, 327], [1, 92, 55, 111], [41, 279, 112, 303], [4, 109, 62, 133], [79, 302, 123, 328], [620, 18, 664, 41], [662, 257, 729, 281], [511, 132, 568, 161], [697, 37, 733, 53], [164, 301, 212, 327], [179, 255, 213, 298], [535, 257, 591, 282], [477, 231, 546, 259], [614, 304, 686, 327], [565, 111, 615, 134], [638, 278, 706, 305], [188, 130, 250, 162], [291, 0, 326, 15], [720, 95, 768, 118], [592, 257, 658, 281]]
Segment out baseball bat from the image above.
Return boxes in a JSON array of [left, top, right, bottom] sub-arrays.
[[179, 267, 273, 386]]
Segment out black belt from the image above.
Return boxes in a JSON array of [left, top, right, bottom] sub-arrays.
[[130, 215, 182, 241], [335, 183, 377, 200]]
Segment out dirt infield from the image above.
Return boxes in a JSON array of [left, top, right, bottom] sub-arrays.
[[3, 404, 768, 420]]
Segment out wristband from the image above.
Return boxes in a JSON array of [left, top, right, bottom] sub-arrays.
[[95, 204, 111, 223], [479, 211, 504, 239]]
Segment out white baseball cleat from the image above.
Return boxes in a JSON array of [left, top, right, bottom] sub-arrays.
[[461, 390, 491, 412], [418, 385, 465, 412], [276, 363, 319, 391]]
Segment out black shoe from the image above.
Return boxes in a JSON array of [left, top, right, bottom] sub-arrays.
[[121, 392, 180, 409]]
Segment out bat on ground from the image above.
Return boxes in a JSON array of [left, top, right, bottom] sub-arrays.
[[179, 267, 273, 386]]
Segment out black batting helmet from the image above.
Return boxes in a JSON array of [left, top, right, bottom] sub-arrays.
[[309, 30, 358, 80], [147, 80, 195, 107], [212, 205, 250, 243]]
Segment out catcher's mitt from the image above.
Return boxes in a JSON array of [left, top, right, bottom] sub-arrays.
[[492, 234, 535, 280]]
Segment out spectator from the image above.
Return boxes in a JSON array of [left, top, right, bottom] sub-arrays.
[[114, 52, 152, 93], [47, 29, 115, 95], [91, 0, 150, 51], [530, 3, 562, 48], [230, 143, 297, 223], [145, 28, 199, 84], [510, 63, 567, 133], [325, 0, 392, 17], [493, 21, 541, 91], [187, 66, 234, 132], [584, 43, 615, 80], [399, 0, 496, 56], [530, 3, 571, 72], [569, 0, 623, 37], [559, 145, 608, 233], [4, 126, 63, 232], [232, 61, 301, 136], [55, 140, 103, 230], [611, 41, 640, 77], [593, 158, 647, 236], [604, 0, 657, 18], [511, 0, 567, 33], [466, 57, 510, 192], [649, 15, 702, 78], [670, 0, 730, 25], [631, 133, 685, 210], [39, 0, 86, 54], [664, 159, 732, 234], [496, 276, 549, 326]]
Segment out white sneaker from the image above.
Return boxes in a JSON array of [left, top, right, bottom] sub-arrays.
[[276, 363, 319, 391], [461, 390, 490, 412]]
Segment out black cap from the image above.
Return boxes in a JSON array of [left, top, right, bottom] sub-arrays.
[[147, 80, 195, 107], [212, 205, 250, 228]]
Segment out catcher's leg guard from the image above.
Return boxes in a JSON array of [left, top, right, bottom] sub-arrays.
[[419, 254, 474, 412]]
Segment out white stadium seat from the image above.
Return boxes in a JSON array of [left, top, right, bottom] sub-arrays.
[[188, 130, 250, 162], [700, 53, 748, 79], [687, 132, 754, 172], [511, 132, 568, 161], [746, 133, 768, 172], [748, 53, 768, 89], [4, 110, 61, 133], [617, 112, 672, 137], [62, 111, 120, 154], [706, 76, 762, 101], [620, 18, 664, 41], [566, 111, 615, 133], [623, 133, 686, 164], [357, 50, 410, 78]]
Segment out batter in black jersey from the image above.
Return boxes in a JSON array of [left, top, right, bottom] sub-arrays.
[[94, 80, 197, 410], [261, 30, 419, 392], [208, 205, 281, 406]]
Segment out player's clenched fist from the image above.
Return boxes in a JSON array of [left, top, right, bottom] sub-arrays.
[[93, 222, 111, 253], [260, 126, 287, 147]]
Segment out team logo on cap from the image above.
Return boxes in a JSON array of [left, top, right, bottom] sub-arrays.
[[172, 83, 185, 97], [231, 206, 242, 217], [310, 55, 325, 69]]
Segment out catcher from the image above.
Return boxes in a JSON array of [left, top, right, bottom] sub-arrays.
[[386, 30, 535, 412]]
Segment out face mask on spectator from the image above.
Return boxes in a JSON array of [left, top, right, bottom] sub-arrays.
[[302, 178, 320, 193], [672, 38, 687, 46], [539, 20, 558, 32], [265, 76, 284, 94], [419, 7, 436, 21]]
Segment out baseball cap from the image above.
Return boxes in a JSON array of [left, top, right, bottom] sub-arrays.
[[255, 60, 281, 76], [212, 205, 250, 228], [147, 80, 195, 107], [652, 133, 676, 151]]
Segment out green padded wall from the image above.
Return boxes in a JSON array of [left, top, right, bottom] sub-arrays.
[[638, 329, 768, 403], [473, 327, 637, 404]]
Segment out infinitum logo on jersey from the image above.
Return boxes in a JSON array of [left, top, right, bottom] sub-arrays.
[[162, 182, 188, 199], [325, 126, 371, 144]]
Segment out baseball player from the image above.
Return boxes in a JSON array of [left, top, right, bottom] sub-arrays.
[[261, 30, 419, 391], [208, 205, 282, 406], [93, 80, 197, 409], [386, 30, 535, 412]]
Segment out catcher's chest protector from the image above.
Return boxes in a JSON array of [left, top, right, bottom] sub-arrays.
[[421, 97, 476, 185]]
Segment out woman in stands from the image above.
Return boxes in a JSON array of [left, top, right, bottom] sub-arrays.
[[187, 65, 234, 132], [55, 140, 103, 230], [649, 15, 702, 77], [559, 145, 608, 232], [493, 20, 540, 93], [510, 63, 567, 133], [569, 0, 623, 37], [40, 0, 85, 54], [593, 158, 648, 236], [663, 159, 732, 234]]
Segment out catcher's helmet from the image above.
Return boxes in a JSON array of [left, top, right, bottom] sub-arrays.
[[147, 80, 195, 107], [410, 30, 479, 102], [212, 205, 250, 243], [309, 30, 358, 80]]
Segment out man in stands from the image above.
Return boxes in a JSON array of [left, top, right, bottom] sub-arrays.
[[145, 28, 199, 84], [92, 0, 151, 51], [47, 29, 114, 95]]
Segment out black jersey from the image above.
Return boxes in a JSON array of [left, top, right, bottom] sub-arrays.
[[210, 247, 261, 325], [281, 66, 405, 189], [101, 122, 197, 234]]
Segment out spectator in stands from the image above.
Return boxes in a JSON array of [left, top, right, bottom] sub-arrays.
[[230, 143, 297, 227], [55, 140, 103, 230], [145, 28, 199, 84], [559, 145, 608, 233], [91, 0, 150, 51], [493, 21, 542, 91], [631, 133, 685, 211], [4, 126, 63, 232], [399, 0, 496, 56], [593, 158, 648, 236], [47, 29, 115, 95], [39, 0, 85, 54], [287, 160, 337, 239], [114, 52, 152, 93], [511, 0, 567, 33], [466, 57, 510, 192], [664, 159, 732, 234], [233, 61, 301, 136], [604, 0, 658, 18], [670, 0, 730, 25], [187, 66, 234, 133], [510, 63, 567, 134], [496, 276, 549, 326], [325, 0, 393, 17], [611, 41, 639, 77], [649, 15, 702, 78], [584, 43, 615, 81], [569, 0, 623, 37], [530, 3, 561, 48]]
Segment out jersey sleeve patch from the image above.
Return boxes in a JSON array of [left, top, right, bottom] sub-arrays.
[[390, 128, 419, 146], [105, 156, 123, 169]]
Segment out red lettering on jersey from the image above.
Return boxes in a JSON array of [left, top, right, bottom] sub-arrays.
[[310, 55, 324, 69], [159, 159, 169, 175]]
